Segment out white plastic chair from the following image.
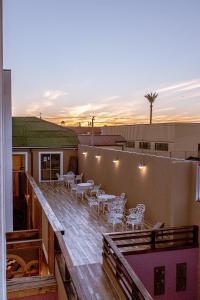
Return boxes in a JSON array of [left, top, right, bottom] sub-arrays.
[[126, 211, 144, 230], [75, 173, 83, 183], [85, 194, 100, 214], [87, 179, 94, 185], [69, 181, 77, 195], [107, 215, 124, 232], [120, 192, 126, 200], [75, 185, 86, 201], [56, 173, 64, 183]]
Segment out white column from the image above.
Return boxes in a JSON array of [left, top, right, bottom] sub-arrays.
[[0, 0, 7, 298], [3, 69, 13, 231]]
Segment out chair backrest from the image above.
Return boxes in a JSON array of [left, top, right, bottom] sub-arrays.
[[136, 203, 145, 213], [129, 207, 138, 215], [70, 181, 76, 189], [87, 179, 94, 185], [67, 171, 75, 175], [120, 193, 126, 199], [97, 189, 105, 196], [56, 173, 60, 179]]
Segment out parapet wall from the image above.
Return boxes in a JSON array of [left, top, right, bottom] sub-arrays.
[[78, 145, 199, 227]]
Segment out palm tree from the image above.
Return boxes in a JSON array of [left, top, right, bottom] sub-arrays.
[[60, 120, 65, 126], [144, 92, 158, 124]]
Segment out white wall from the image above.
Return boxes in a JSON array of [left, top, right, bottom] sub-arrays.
[[3, 69, 12, 231], [0, 0, 7, 298]]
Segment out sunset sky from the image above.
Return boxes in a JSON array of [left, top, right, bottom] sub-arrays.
[[4, 0, 200, 126]]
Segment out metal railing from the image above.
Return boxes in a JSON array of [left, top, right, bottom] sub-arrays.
[[103, 226, 199, 299]]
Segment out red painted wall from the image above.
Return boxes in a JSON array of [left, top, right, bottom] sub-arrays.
[[11, 292, 57, 300], [125, 248, 198, 299]]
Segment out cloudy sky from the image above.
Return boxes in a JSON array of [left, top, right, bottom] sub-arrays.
[[4, 0, 200, 126]]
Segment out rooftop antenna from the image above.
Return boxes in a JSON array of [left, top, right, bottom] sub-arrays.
[[39, 112, 42, 119]]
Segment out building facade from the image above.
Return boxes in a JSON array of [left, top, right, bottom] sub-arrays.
[[102, 123, 200, 158]]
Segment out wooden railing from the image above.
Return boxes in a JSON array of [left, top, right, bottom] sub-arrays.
[[25, 172, 84, 299], [103, 226, 199, 300]]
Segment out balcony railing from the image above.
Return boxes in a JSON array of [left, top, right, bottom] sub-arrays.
[[103, 226, 199, 300], [22, 172, 85, 299]]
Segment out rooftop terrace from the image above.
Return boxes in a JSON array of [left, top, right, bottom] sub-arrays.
[[39, 182, 119, 299]]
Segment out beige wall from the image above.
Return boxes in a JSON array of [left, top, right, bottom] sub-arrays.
[[78, 145, 199, 227]]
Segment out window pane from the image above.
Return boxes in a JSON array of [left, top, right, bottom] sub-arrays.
[[41, 169, 51, 181], [51, 169, 60, 180], [40, 153, 61, 181], [126, 141, 135, 148], [176, 263, 187, 292], [139, 142, 151, 149], [154, 266, 165, 295], [41, 154, 50, 169], [155, 143, 168, 151], [51, 154, 60, 169]]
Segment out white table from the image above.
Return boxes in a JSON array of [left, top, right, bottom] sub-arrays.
[[63, 174, 75, 180], [77, 182, 93, 191], [97, 194, 116, 202], [63, 174, 75, 188], [97, 194, 116, 213], [77, 183, 93, 188]]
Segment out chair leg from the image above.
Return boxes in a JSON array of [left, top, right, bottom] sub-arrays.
[[113, 223, 115, 232]]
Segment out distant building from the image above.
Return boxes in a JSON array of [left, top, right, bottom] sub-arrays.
[[68, 126, 102, 135], [77, 134, 126, 148], [102, 123, 200, 159]]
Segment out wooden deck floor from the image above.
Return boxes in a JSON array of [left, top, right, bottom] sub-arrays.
[[40, 183, 119, 299]]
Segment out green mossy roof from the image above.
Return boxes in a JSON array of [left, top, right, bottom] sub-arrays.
[[12, 117, 78, 147]]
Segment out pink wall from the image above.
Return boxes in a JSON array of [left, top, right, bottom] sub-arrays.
[[11, 292, 57, 300], [125, 248, 198, 300]]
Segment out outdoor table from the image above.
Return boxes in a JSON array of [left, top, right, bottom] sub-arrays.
[[77, 182, 93, 191], [63, 174, 75, 188], [97, 194, 116, 202], [97, 194, 116, 213]]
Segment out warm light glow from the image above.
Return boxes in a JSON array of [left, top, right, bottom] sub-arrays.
[[113, 159, 119, 164], [95, 155, 101, 159], [82, 151, 87, 156], [138, 163, 146, 170]]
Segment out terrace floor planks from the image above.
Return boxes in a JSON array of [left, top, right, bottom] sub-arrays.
[[40, 183, 119, 299]]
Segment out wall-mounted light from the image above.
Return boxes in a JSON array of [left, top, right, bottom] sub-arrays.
[[95, 154, 101, 159], [138, 162, 146, 170], [82, 151, 87, 156], [113, 159, 119, 164]]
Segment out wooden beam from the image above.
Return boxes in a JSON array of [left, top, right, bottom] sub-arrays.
[[7, 275, 57, 299], [6, 229, 39, 242], [48, 223, 55, 275], [7, 239, 42, 251]]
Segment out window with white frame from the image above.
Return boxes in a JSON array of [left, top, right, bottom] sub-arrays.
[[39, 152, 63, 181]]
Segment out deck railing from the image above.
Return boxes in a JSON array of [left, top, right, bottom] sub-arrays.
[[103, 226, 199, 300], [25, 172, 83, 299]]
